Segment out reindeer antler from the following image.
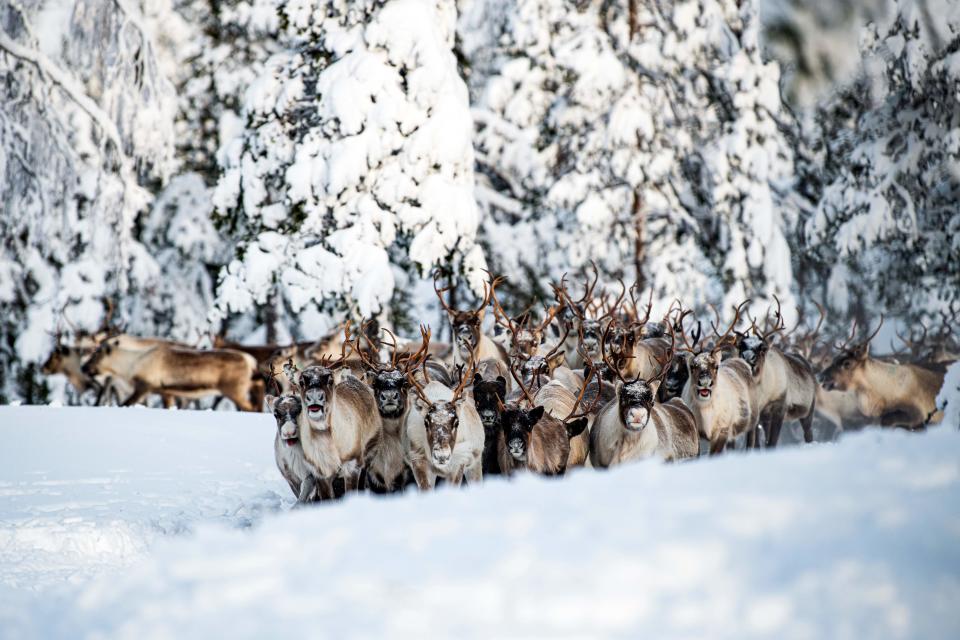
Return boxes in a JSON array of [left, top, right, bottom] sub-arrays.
[[433, 270, 456, 315]]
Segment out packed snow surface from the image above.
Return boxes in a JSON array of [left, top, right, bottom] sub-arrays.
[[1, 406, 959, 638]]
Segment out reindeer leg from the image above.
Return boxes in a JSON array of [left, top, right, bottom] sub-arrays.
[[766, 402, 787, 448], [94, 380, 108, 406], [800, 399, 816, 444], [296, 476, 318, 504], [317, 477, 336, 501], [709, 436, 728, 455], [410, 461, 433, 491], [448, 469, 465, 487], [466, 461, 483, 485], [122, 382, 149, 407]]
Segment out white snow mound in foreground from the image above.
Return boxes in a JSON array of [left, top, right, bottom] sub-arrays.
[[0, 407, 959, 638]]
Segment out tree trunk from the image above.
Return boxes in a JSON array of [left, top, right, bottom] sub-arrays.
[[633, 188, 646, 292]]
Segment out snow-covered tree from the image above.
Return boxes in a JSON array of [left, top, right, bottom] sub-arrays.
[[211, 0, 487, 338], [770, 0, 960, 324], [0, 0, 177, 402], [459, 0, 801, 320]]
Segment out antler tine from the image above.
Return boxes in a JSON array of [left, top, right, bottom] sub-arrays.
[[474, 274, 504, 315], [433, 269, 456, 314], [544, 322, 571, 361], [355, 331, 382, 372], [451, 352, 477, 403], [714, 300, 750, 349], [537, 303, 560, 335], [402, 324, 432, 374], [488, 272, 516, 333], [862, 314, 884, 345], [376, 327, 400, 367], [708, 303, 722, 337], [509, 360, 536, 407], [600, 322, 626, 384], [837, 319, 859, 351], [564, 365, 599, 422]]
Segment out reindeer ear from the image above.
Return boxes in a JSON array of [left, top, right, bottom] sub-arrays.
[[264, 395, 277, 412], [528, 405, 545, 425], [495, 376, 507, 398], [649, 379, 661, 398], [566, 417, 588, 439], [473, 373, 483, 387], [713, 350, 723, 366]]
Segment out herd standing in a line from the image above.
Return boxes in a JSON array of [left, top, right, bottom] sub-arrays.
[[43, 268, 958, 502]]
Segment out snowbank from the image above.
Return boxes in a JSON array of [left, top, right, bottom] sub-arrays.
[[1, 407, 959, 638]]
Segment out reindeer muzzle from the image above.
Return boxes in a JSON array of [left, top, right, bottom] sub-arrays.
[[508, 439, 526, 461]]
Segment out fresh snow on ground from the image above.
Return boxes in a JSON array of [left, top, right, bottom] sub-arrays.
[[1, 406, 959, 638]]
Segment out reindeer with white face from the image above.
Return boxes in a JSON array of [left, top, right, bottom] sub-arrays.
[[354, 326, 431, 493], [735, 297, 817, 446], [681, 302, 760, 454], [591, 326, 699, 466], [435, 272, 509, 370], [404, 359, 484, 490], [295, 358, 381, 498], [819, 317, 948, 429], [265, 390, 319, 503]]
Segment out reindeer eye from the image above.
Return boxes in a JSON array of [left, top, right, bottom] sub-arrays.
[[842, 360, 852, 369]]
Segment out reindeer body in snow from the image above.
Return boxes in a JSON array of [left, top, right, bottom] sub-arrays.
[[681, 303, 760, 454], [735, 298, 817, 446], [435, 274, 508, 369], [403, 360, 484, 490], [819, 317, 948, 429], [266, 393, 320, 503], [82, 337, 262, 410], [295, 361, 381, 498], [591, 327, 699, 466], [354, 326, 431, 493]]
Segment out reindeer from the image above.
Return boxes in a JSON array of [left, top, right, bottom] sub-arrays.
[[552, 266, 602, 368], [530, 373, 595, 470], [735, 297, 817, 446], [354, 325, 431, 493], [498, 368, 591, 476], [265, 389, 320, 504], [591, 325, 699, 466], [82, 337, 263, 410], [435, 272, 509, 369], [404, 358, 484, 490], [681, 302, 760, 454], [819, 317, 947, 429], [295, 355, 382, 498]]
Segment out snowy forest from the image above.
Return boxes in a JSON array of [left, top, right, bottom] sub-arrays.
[[1, 0, 959, 403]]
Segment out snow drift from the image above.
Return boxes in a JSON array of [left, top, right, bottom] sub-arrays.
[[1, 406, 958, 638]]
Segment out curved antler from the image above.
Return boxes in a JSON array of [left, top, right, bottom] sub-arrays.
[[433, 270, 456, 315]]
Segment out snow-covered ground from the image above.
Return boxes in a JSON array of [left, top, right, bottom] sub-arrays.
[[1, 407, 958, 638]]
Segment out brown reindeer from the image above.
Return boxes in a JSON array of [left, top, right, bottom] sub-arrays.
[[83, 337, 262, 410], [498, 368, 590, 476], [354, 325, 431, 493], [819, 317, 947, 429], [435, 272, 509, 369], [295, 352, 382, 498], [735, 297, 817, 446]]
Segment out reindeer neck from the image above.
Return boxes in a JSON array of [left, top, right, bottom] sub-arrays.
[[102, 346, 150, 377]]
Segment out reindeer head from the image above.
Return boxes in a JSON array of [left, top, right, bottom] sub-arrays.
[[659, 351, 690, 402], [618, 378, 661, 432], [298, 365, 336, 424], [820, 317, 883, 391], [82, 337, 121, 377], [409, 354, 474, 467], [684, 301, 748, 402], [42, 344, 72, 375], [501, 405, 545, 463], [436, 272, 498, 361], [358, 325, 428, 420], [266, 394, 303, 446], [737, 296, 786, 376], [472, 373, 507, 433]]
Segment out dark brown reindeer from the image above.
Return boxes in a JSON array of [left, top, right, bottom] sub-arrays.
[[295, 341, 382, 497], [735, 297, 817, 446], [819, 316, 948, 429], [498, 365, 591, 476]]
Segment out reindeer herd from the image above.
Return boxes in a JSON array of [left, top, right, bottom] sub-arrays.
[[42, 268, 958, 502]]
